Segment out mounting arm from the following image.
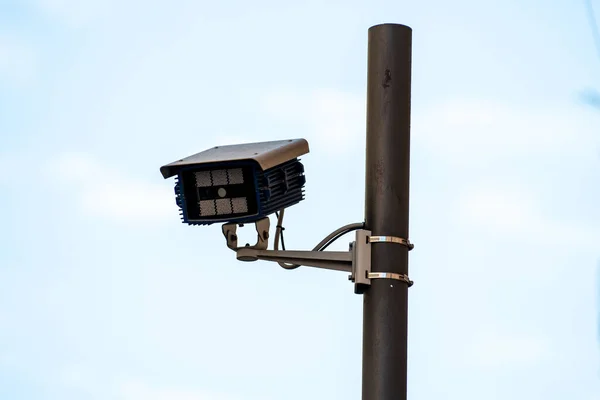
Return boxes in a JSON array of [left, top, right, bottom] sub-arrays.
[[236, 248, 353, 272], [235, 230, 374, 294], [227, 223, 414, 293]]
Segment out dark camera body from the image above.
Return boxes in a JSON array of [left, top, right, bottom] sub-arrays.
[[160, 139, 309, 225]]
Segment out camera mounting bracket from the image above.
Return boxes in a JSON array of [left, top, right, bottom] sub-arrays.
[[222, 217, 270, 251], [222, 219, 414, 293]]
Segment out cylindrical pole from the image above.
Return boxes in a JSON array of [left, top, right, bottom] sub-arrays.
[[362, 23, 413, 400]]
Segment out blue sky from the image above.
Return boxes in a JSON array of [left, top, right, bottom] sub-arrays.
[[1, 0, 599, 399]]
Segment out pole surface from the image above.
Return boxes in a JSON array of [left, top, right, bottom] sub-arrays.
[[362, 23, 412, 400]]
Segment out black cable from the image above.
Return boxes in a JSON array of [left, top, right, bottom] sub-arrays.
[[274, 209, 364, 270], [312, 222, 365, 251], [280, 232, 286, 250], [275, 211, 287, 251], [275, 210, 297, 269]]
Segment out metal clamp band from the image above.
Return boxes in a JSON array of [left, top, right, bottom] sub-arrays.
[[368, 272, 413, 287], [368, 235, 414, 250]]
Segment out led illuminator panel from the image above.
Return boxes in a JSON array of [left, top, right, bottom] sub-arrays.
[[174, 159, 306, 225]]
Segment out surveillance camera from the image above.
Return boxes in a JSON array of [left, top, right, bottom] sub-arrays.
[[160, 139, 309, 225]]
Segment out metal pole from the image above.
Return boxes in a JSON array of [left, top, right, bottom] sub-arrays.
[[362, 23, 412, 400]]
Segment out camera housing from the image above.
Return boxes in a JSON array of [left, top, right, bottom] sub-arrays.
[[160, 139, 309, 225]]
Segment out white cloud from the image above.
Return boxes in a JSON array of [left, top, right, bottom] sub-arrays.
[[46, 153, 174, 222], [261, 88, 365, 154], [465, 328, 552, 369], [32, 0, 119, 27], [120, 381, 240, 400], [0, 156, 9, 184], [457, 184, 537, 232], [0, 34, 36, 86], [413, 99, 598, 163], [56, 363, 98, 393], [455, 184, 600, 249], [203, 135, 250, 148], [261, 93, 599, 162], [54, 371, 242, 400], [0, 152, 28, 185]]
